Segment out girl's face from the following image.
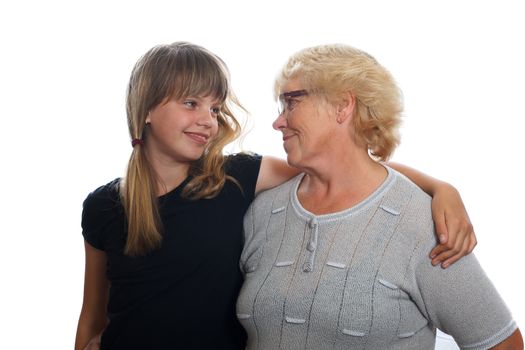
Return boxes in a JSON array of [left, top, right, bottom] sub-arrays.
[[145, 95, 221, 166]]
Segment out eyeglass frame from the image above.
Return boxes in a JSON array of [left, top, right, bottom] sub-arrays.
[[277, 89, 309, 116]]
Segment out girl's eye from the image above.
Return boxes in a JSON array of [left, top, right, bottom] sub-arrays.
[[184, 100, 197, 108], [210, 107, 221, 117]]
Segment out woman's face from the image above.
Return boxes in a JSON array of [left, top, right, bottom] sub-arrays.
[[144, 95, 221, 165], [272, 79, 336, 169]]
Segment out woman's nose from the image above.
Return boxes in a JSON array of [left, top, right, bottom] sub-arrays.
[[272, 113, 286, 130]]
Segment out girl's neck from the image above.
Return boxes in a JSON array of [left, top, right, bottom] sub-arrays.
[[146, 150, 191, 196], [155, 164, 190, 196]]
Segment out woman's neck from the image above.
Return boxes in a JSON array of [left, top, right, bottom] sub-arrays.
[[297, 151, 387, 215]]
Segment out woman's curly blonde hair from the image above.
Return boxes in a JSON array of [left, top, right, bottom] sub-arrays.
[[275, 44, 403, 161]]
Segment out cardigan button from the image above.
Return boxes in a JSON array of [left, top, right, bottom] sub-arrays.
[[303, 262, 313, 272], [307, 241, 316, 252]]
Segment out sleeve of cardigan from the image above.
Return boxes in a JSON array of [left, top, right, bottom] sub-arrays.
[[411, 230, 517, 350]]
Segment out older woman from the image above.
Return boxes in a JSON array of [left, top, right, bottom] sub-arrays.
[[237, 44, 522, 349]]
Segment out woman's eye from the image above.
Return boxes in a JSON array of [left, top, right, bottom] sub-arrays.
[[286, 99, 298, 111]]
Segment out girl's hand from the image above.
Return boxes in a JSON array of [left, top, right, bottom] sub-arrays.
[[429, 182, 477, 268]]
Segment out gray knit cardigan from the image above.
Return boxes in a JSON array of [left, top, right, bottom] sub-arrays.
[[237, 167, 517, 349]]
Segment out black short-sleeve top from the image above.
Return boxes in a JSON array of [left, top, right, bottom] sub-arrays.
[[81, 153, 262, 349]]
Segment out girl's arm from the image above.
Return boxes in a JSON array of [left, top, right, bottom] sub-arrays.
[[388, 162, 477, 268], [75, 241, 110, 350], [257, 157, 476, 269], [255, 156, 300, 195]]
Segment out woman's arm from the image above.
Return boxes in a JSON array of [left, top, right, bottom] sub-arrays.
[[75, 241, 110, 350], [388, 162, 477, 268]]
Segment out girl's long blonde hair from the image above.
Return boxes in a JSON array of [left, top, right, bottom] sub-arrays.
[[122, 42, 243, 256]]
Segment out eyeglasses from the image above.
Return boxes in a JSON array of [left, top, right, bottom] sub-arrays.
[[277, 89, 309, 116]]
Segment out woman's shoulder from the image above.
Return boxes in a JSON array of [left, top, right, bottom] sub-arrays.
[[385, 170, 437, 251], [386, 168, 433, 210], [252, 173, 301, 208]]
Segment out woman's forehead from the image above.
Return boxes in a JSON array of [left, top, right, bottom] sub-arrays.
[[279, 78, 303, 93]]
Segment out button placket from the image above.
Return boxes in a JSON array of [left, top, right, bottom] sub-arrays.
[[303, 217, 319, 272]]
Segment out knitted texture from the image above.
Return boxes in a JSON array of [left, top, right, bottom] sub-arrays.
[[237, 167, 516, 350]]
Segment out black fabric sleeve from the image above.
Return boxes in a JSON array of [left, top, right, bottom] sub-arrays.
[[81, 178, 122, 250], [225, 152, 262, 202]]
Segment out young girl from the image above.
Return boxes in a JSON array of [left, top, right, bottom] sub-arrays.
[[75, 42, 476, 350]]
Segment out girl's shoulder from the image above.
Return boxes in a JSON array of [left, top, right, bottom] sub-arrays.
[[225, 152, 262, 168], [83, 178, 122, 209], [223, 153, 262, 199], [81, 178, 123, 249], [82, 178, 123, 228], [224, 152, 262, 178]]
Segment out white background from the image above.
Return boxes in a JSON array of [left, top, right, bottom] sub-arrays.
[[0, 1, 523, 348]]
